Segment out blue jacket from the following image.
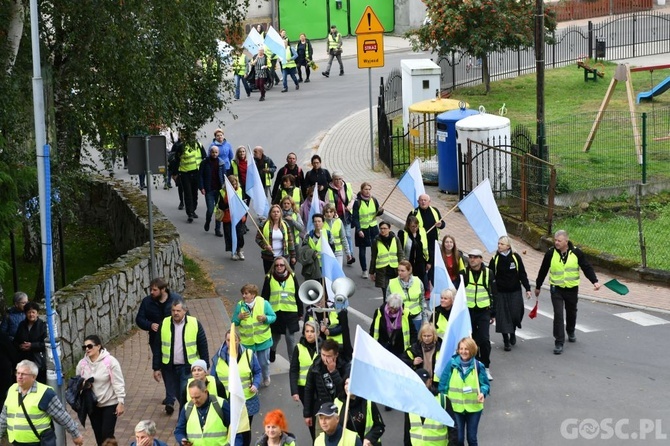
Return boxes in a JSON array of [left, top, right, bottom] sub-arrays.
[[199, 156, 226, 192], [0, 307, 25, 340], [438, 353, 490, 397], [211, 140, 234, 171]]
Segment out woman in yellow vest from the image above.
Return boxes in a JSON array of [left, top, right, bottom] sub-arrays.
[[256, 204, 297, 273], [438, 337, 490, 446], [289, 321, 319, 440], [352, 182, 384, 279], [369, 222, 404, 300], [232, 284, 277, 388], [369, 294, 415, 358], [228, 146, 249, 191], [273, 174, 303, 206], [430, 288, 454, 339], [387, 260, 425, 332], [323, 203, 353, 266], [211, 328, 260, 446], [279, 196, 305, 245], [398, 215, 430, 293], [403, 323, 442, 380], [183, 360, 226, 403]]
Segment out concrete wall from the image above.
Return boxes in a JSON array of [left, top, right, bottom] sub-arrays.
[[395, 0, 428, 34], [53, 177, 185, 372]]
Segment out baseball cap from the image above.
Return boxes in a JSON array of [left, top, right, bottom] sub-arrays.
[[468, 248, 483, 257], [316, 402, 339, 417], [415, 368, 431, 382]]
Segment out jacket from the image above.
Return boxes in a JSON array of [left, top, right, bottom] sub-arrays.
[[535, 241, 598, 290], [13, 318, 47, 369], [272, 164, 305, 198], [76, 349, 126, 407], [305, 168, 332, 200], [135, 291, 181, 347], [254, 432, 296, 446], [198, 156, 226, 192], [0, 307, 25, 340], [303, 355, 350, 418], [152, 317, 209, 370]]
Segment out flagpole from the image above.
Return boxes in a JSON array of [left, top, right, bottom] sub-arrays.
[[341, 392, 353, 440], [426, 203, 460, 234], [246, 212, 270, 247], [379, 176, 403, 209]]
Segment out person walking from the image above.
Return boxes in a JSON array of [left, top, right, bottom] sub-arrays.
[[178, 131, 206, 223], [326, 172, 355, 261], [199, 145, 226, 236], [397, 215, 430, 291], [174, 380, 231, 446], [279, 196, 305, 245], [256, 204, 297, 273], [440, 235, 467, 289], [403, 323, 442, 379], [289, 321, 319, 435], [335, 378, 385, 446], [183, 360, 226, 403], [463, 249, 494, 381], [233, 51, 252, 100], [152, 300, 209, 415], [280, 39, 300, 93], [387, 260, 425, 332], [272, 152, 305, 199], [211, 128, 234, 172], [323, 203, 353, 267], [408, 194, 445, 286], [76, 335, 126, 445], [252, 48, 270, 101], [322, 25, 343, 78], [370, 294, 416, 361], [229, 146, 250, 193], [295, 33, 313, 83], [253, 146, 277, 200], [273, 174, 303, 206], [490, 236, 532, 352], [352, 183, 383, 279], [369, 222, 404, 300], [13, 302, 47, 384], [298, 213, 334, 282], [254, 410, 296, 446], [534, 229, 600, 355], [218, 174, 248, 258], [130, 420, 168, 446], [304, 155, 331, 201], [314, 403, 361, 446], [0, 360, 84, 446]]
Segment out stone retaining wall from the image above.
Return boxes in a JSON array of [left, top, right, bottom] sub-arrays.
[[53, 177, 184, 372]]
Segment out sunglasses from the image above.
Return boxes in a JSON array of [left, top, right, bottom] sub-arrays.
[[82, 344, 96, 351], [275, 264, 285, 267]]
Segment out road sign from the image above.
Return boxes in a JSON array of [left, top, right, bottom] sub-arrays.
[[356, 33, 384, 68], [355, 5, 385, 34]]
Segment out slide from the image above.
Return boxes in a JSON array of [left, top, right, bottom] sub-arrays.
[[636, 75, 670, 103]]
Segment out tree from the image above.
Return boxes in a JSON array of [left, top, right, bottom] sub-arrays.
[[410, 0, 556, 93]]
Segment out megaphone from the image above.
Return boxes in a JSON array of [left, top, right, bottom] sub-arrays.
[[331, 277, 355, 311], [299, 280, 324, 306]]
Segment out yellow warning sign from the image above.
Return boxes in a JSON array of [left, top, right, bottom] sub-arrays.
[[354, 6, 385, 35], [357, 34, 384, 68]]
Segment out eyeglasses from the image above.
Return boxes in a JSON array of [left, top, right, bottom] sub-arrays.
[[274, 264, 285, 268], [82, 344, 96, 350], [16, 372, 35, 377]]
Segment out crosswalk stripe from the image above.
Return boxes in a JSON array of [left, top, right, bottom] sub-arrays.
[[523, 303, 599, 333], [614, 311, 670, 326]]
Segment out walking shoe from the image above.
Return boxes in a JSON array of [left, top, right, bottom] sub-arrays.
[[262, 377, 271, 387], [231, 253, 239, 261], [204, 221, 210, 232], [347, 257, 356, 265], [298, 78, 303, 82], [305, 79, 310, 83], [191, 212, 198, 219], [259, 97, 265, 101], [296, 84, 299, 90], [237, 251, 245, 261], [339, 71, 344, 76], [510, 333, 517, 345], [281, 88, 288, 93], [361, 270, 369, 279], [187, 217, 193, 223], [165, 403, 174, 415], [178, 203, 184, 210], [554, 343, 564, 354], [215, 231, 223, 237], [269, 349, 276, 363], [567, 332, 576, 342], [322, 72, 329, 78], [485, 368, 493, 381], [504, 343, 511, 352]]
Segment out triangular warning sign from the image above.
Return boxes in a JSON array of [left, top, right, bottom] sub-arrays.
[[355, 6, 385, 34]]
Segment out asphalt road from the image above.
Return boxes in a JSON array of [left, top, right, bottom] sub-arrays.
[[107, 48, 670, 445]]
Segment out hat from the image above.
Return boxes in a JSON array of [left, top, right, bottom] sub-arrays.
[[415, 368, 431, 382], [191, 359, 208, 371], [316, 402, 339, 417], [468, 248, 483, 257]]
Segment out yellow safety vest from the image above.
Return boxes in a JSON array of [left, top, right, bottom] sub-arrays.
[[258, 160, 272, 187], [371, 308, 411, 350], [400, 228, 429, 262], [185, 397, 228, 446], [388, 277, 423, 318], [179, 143, 200, 172], [358, 199, 378, 229], [327, 184, 353, 207], [408, 394, 449, 445], [281, 187, 302, 205], [413, 207, 441, 239], [284, 48, 297, 69], [375, 238, 399, 269], [307, 232, 326, 265], [5, 383, 52, 443], [185, 378, 218, 402], [549, 249, 580, 288], [161, 315, 200, 365], [314, 427, 359, 446], [324, 218, 345, 253], [307, 311, 343, 345], [334, 398, 377, 442], [215, 349, 255, 400], [296, 343, 317, 386], [237, 298, 272, 347], [435, 311, 449, 339], [464, 269, 490, 309], [267, 273, 298, 312], [447, 364, 484, 413], [327, 33, 342, 50], [263, 221, 290, 254], [233, 54, 247, 76]]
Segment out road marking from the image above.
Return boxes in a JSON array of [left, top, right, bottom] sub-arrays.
[[513, 327, 546, 340], [523, 303, 599, 333], [614, 311, 670, 326], [348, 305, 374, 326], [269, 354, 290, 375]]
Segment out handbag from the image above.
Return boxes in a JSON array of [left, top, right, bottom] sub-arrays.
[[19, 393, 57, 446]]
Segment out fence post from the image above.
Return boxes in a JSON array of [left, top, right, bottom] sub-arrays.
[[632, 14, 637, 58], [642, 112, 647, 184], [588, 21, 593, 60], [451, 51, 457, 92], [636, 184, 647, 268]]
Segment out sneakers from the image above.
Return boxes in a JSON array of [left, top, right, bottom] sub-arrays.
[[231, 253, 239, 261], [347, 257, 356, 265], [281, 88, 288, 93], [554, 343, 564, 355], [237, 251, 245, 261], [191, 212, 199, 219], [269, 350, 276, 363], [262, 377, 271, 387], [339, 71, 344, 76], [361, 270, 369, 279], [259, 97, 265, 101], [305, 79, 310, 83], [295, 84, 299, 90], [567, 332, 576, 343], [322, 72, 329, 78], [485, 368, 493, 381], [165, 403, 174, 415]]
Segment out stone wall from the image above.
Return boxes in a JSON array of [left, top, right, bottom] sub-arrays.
[[53, 177, 184, 372]]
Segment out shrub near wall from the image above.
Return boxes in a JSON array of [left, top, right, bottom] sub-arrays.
[[54, 177, 185, 372]]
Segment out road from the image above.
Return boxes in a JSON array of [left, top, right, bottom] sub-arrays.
[[109, 48, 670, 445]]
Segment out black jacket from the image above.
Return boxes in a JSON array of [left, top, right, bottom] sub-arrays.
[[302, 355, 350, 418], [272, 164, 305, 198], [535, 241, 598, 289], [136, 291, 181, 347], [304, 168, 332, 200], [13, 318, 47, 370], [338, 396, 385, 446], [289, 336, 317, 396]]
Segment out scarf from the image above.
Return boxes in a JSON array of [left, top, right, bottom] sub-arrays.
[[384, 304, 403, 337], [331, 183, 347, 216], [273, 269, 289, 282], [460, 357, 473, 376], [421, 341, 436, 375]]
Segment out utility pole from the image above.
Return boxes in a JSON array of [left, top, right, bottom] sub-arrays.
[[535, 0, 546, 161]]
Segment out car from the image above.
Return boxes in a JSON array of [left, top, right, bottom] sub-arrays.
[[363, 40, 378, 53]]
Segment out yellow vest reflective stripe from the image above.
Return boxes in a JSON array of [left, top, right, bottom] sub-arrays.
[[233, 54, 247, 75], [263, 221, 289, 252], [327, 185, 353, 207], [358, 199, 378, 229], [465, 269, 490, 308], [414, 207, 441, 238], [307, 233, 325, 266], [267, 274, 298, 312], [281, 187, 302, 205], [314, 428, 359, 446], [375, 238, 399, 268], [324, 219, 344, 252], [185, 397, 228, 446], [401, 228, 429, 261], [448, 365, 484, 412], [549, 250, 580, 288], [307, 312, 343, 345], [334, 398, 376, 441], [215, 349, 255, 400], [296, 343, 317, 386], [408, 395, 449, 444], [185, 378, 218, 402], [387, 278, 423, 317], [327, 33, 342, 50], [237, 298, 272, 346], [161, 315, 200, 364], [285, 48, 297, 69], [260, 161, 272, 186], [371, 309, 411, 350], [6, 383, 52, 443], [179, 143, 200, 172]]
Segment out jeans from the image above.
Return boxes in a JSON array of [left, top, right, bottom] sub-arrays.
[[282, 67, 299, 89], [551, 286, 579, 344], [454, 410, 483, 446], [162, 364, 191, 409], [325, 51, 343, 74], [359, 246, 368, 272], [234, 73, 250, 99], [204, 190, 221, 232], [256, 347, 271, 381], [272, 327, 297, 361]]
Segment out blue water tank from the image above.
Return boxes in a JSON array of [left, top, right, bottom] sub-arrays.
[[436, 106, 479, 193]]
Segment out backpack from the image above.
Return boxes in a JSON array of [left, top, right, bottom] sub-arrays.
[[184, 395, 225, 424]]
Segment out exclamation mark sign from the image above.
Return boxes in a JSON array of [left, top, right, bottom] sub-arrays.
[[367, 13, 371, 31]]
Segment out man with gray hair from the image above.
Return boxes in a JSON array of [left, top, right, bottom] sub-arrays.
[[0, 360, 84, 446], [0, 292, 29, 340], [131, 420, 167, 446], [534, 230, 601, 355]]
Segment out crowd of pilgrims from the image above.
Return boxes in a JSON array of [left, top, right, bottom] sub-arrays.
[[1, 138, 539, 446]]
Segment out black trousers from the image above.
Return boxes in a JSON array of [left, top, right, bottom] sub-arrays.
[[89, 404, 117, 446], [551, 286, 579, 344], [180, 169, 199, 216], [470, 308, 492, 368]]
